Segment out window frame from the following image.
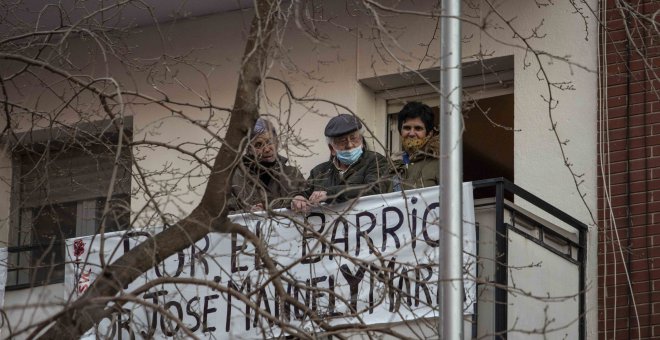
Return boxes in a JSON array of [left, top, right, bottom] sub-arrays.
[[6, 118, 133, 289], [385, 84, 514, 154]]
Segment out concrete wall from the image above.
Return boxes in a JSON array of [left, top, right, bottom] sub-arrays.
[[355, 3, 598, 337], [356, 1, 598, 225], [0, 0, 599, 338], [2, 284, 65, 338]]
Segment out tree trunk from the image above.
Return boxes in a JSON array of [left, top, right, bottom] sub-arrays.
[[37, 1, 277, 338]]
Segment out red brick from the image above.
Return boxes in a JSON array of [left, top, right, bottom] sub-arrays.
[[606, 125, 649, 141], [652, 124, 660, 135], [604, 170, 652, 186], [618, 157, 660, 172], [607, 59, 656, 75], [602, 270, 653, 287], [604, 180, 653, 197], [611, 328, 652, 340], [607, 135, 660, 152], [603, 257, 657, 272], [606, 51, 625, 64], [600, 256, 655, 273], [607, 81, 650, 97], [601, 303, 652, 319], [654, 278, 660, 291], [598, 218, 654, 236], [603, 147, 648, 163], [605, 112, 651, 128], [600, 314, 652, 330], [604, 29, 630, 44], [605, 17, 626, 31], [608, 92, 657, 108], [597, 5, 659, 336], [651, 190, 659, 202], [601, 293, 653, 310], [604, 281, 652, 299], [607, 70, 649, 86], [597, 191, 651, 207], [607, 45, 660, 63]]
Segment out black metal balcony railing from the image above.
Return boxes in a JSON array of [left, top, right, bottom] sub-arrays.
[[472, 178, 588, 340], [6, 242, 66, 290]]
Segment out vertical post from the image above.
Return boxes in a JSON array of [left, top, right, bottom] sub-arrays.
[[438, 0, 463, 339], [578, 229, 586, 339], [494, 181, 508, 339]]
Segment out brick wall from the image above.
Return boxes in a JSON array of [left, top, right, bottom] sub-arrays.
[[598, 1, 660, 339]]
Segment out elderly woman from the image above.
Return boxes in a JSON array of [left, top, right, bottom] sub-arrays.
[[291, 114, 389, 213], [228, 118, 305, 213]]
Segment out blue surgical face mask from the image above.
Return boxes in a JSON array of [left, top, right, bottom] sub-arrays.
[[335, 146, 363, 165]]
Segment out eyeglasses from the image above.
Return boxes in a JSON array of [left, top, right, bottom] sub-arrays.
[[251, 136, 275, 150], [331, 133, 362, 148]]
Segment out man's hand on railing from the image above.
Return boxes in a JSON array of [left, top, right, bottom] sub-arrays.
[[250, 203, 265, 212], [308, 190, 328, 205], [291, 195, 311, 214]]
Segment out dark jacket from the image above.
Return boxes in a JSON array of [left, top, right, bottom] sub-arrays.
[[228, 155, 305, 213], [391, 138, 439, 191], [300, 150, 389, 203]]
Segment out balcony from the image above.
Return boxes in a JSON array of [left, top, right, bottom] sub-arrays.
[[471, 178, 587, 339], [2, 178, 587, 339]]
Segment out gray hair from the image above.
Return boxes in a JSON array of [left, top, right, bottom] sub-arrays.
[[251, 118, 277, 139]]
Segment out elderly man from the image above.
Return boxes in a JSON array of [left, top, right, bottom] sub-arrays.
[[228, 118, 305, 213], [391, 101, 439, 191], [291, 114, 388, 212]]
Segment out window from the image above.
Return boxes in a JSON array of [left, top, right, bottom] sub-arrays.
[[386, 92, 514, 183], [364, 55, 515, 184], [7, 119, 132, 288]]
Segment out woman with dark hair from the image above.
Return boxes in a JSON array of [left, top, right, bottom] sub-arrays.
[[228, 118, 305, 213], [391, 101, 439, 191]]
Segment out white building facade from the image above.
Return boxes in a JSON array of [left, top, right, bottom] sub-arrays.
[[0, 1, 598, 338]]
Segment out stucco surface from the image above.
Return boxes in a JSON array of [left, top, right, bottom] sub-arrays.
[[0, 1, 599, 337]]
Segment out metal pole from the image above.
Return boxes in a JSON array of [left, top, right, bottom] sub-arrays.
[[438, 0, 463, 339]]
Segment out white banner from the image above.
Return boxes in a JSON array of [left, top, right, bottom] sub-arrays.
[[66, 185, 476, 339]]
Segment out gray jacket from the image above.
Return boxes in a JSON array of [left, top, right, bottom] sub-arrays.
[[228, 155, 305, 213]]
